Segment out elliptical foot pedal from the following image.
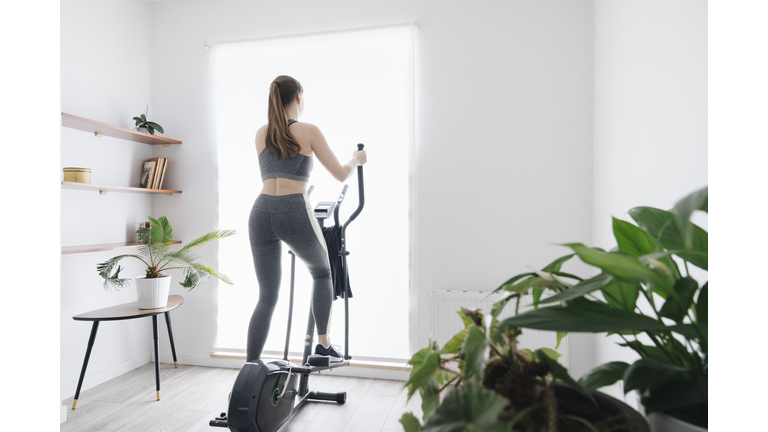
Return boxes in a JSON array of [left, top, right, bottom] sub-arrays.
[[307, 355, 331, 367]]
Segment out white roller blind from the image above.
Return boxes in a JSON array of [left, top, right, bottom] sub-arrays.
[[211, 25, 414, 361]]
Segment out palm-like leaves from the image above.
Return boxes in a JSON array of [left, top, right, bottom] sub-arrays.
[[97, 215, 235, 291]]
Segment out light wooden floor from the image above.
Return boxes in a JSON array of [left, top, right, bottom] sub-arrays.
[[62, 362, 423, 432]]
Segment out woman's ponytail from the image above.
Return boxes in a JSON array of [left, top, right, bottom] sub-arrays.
[[266, 76, 303, 159]]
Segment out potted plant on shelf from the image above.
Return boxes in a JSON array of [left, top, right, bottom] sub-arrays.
[[133, 106, 164, 135], [96, 216, 236, 309], [400, 306, 649, 432], [496, 187, 707, 431]]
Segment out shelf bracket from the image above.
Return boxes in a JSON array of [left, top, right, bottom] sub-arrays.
[[165, 193, 173, 196], [99, 189, 108, 195], [163, 144, 170, 147], [94, 131, 103, 138]]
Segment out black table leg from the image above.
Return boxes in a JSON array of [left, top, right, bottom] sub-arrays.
[[153, 315, 160, 400], [72, 321, 100, 410], [164, 312, 178, 368]]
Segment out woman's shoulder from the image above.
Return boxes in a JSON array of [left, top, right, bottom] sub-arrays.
[[291, 121, 321, 133], [255, 124, 268, 140]]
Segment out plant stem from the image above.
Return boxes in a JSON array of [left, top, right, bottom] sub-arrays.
[[684, 260, 690, 277], [438, 375, 459, 393]]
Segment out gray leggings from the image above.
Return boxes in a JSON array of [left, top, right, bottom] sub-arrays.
[[247, 193, 333, 361]]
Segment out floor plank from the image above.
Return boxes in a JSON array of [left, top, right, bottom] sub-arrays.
[[302, 377, 375, 432], [341, 393, 397, 432]]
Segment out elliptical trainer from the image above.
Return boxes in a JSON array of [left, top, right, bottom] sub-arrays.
[[209, 144, 366, 432]]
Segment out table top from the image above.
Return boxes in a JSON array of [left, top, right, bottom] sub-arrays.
[[73, 295, 185, 321]]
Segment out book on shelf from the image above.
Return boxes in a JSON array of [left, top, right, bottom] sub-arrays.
[[140, 161, 156, 189], [140, 157, 169, 189], [158, 158, 168, 189]]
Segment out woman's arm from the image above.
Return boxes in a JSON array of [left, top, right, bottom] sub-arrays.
[[308, 124, 367, 182]]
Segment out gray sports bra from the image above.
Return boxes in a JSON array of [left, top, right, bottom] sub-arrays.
[[258, 119, 313, 182]]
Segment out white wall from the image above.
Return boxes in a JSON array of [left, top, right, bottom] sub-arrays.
[[148, 0, 596, 378], [60, 0, 156, 402], [592, 0, 708, 405]]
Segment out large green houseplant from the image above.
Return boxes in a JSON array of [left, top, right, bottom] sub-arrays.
[[97, 216, 235, 308], [400, 305, 649, 432], [497, 187, 708, 430]]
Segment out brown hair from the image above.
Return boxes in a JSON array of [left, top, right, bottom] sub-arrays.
[[266, 75, 304, 159]]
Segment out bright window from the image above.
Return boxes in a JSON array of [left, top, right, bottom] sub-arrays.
[[212, 25, 414, 362]]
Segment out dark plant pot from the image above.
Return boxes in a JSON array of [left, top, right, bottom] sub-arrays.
[[556, 383, 649, 432]]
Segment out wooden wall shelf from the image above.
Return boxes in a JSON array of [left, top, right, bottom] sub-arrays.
[[62, 241, 183, 255], [62, 181, 182, 196], [62, 113, 182, 146]]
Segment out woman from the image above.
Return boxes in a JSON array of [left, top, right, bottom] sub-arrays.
[[247, 75, 367, 363]]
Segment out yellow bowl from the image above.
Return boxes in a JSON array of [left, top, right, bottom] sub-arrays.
[[63, 167, 92, 184]]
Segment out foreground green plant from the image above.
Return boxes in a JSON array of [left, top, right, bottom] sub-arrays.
[[400, 307, 630, 432], [498, 187, 707, 428], [97, 215, 236, 291]]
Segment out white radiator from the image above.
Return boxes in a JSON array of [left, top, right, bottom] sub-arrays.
[[431, 290, 568, 367]]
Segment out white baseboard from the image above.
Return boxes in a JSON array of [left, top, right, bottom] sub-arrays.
[[60, 404, 67, 423], [60, 351, 151, 401]]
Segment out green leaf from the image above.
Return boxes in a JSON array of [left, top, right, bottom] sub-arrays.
[[641, 379, 708, 417], [175, 229, 236, 255], [618, 341, 670, 362], [531, 287, 544, 310], [462, 326, 487, 380], [179, 268, 201, 289], [145, 121, 164, 134], [696, 283, 707, 325], [628, 206, 707, 270], [421, 381, 511, 432], [556, 332, 567, 349], [420, 378, 441, 421], [659, 277, 699, 323], [578, 361, 630, 389], [564, 243, 673, 290], [400, 412, 422, 432], [623, 358, 691, 394], [668, 323, 706, 342], [408, 347, 432, 367], [456, 309, 475, 329], [141, 113, 146, 122], [434, 370, 458, 386], [405, 352, 440, 399], [613, 217, 657, 256], [492, 272, 535, 293], [499, 299, 667, 333], [96, 255, 144, 291], [490, 295, 514, 318], [538, 273, 614, 305], [541, 253, 575, 273], [600, 279, 640, 311], [536, 347, 561, 361], [441, 330, 467, 354], [670, 187, 708, 250]]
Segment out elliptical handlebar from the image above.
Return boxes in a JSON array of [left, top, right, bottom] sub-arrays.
[[343, 143, 365, 230]]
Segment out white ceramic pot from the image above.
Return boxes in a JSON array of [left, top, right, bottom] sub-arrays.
[[648, 413, 707, 432], [136, 126, 150, 134], [135, 275, 171, 309]]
